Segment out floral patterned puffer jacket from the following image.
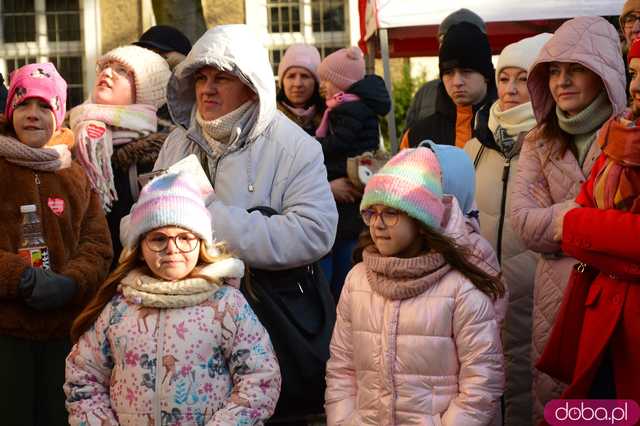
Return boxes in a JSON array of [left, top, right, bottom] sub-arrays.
[[64, 286, 281, 426]]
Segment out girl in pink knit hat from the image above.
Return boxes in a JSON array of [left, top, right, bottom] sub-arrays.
[[66, 171, 281, 425], [276, 43, 325, 135], [315, 46, 391, 301], [69, 45, 172, 266], [0, 62, 113, 425]]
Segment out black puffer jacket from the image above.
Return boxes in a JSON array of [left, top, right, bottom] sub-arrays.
[[408, 80, 498, 151], [318, 74, 391, 241]]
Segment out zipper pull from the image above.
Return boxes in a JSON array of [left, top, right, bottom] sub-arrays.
[[502, 160, 510, 182], [297, 282, 304, 294], [576, 262, 587, 273], [34, 173, 41, 185]]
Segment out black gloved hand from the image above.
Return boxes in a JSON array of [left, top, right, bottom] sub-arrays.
[[18, 267, 77, 310]]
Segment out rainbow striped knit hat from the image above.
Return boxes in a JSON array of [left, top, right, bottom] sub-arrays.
[[124, 171, 212, 249], [360, 148, 445, 230]]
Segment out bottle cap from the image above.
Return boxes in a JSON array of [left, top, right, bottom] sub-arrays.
[[20, 204, 37, 213]]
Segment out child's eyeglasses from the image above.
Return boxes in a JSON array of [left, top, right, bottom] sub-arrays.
[[361, 208, 400, 227], [96, 61, 132, 78], [144, 232, 199, 253], [624, 13, 640, 27]]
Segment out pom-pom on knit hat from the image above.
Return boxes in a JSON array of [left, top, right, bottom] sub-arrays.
[[496, 33, 553, 85], [277, 43, 321, 83], [97, 45, 171, 109], [124, 171, 213, 249], [318, 46, 365, 91], [360, 147, 445, 230], [439, 22, 494, 81], [6, 62, 67, 130]]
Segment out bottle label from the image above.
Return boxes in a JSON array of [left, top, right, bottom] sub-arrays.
[[18, 246, 51, 270]]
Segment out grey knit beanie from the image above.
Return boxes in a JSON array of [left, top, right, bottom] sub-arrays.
[[438, 8, 486, 38]]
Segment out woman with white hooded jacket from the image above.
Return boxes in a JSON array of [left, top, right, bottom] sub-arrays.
[[153, 25, 338, 270]]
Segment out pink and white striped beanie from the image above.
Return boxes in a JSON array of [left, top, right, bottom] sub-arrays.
[[360, 148, 445, 230], [124, 171, 212, 249]]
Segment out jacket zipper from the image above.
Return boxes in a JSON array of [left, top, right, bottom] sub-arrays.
[[154, 311, 166, 426], [496, 159, 511, 264], [33, 172, 46, 233], [189, 131, 256, 193]]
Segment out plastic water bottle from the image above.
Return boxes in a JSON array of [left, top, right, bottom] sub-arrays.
[[18, 204, 51, 270]]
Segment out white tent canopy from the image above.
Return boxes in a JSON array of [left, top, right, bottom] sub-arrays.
[[362, 0, 626, 151], [366, 0, 625, 39]]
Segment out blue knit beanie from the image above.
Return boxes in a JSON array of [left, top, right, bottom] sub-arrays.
[[420, 140, 475, 216]]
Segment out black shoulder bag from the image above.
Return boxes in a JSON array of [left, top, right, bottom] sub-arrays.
[[241, 206, 336, 422]]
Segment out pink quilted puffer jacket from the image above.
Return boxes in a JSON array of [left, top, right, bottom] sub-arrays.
[[442, 196, 508, 327], [325, 204, 504, 426], [509, 16, 626, 425]]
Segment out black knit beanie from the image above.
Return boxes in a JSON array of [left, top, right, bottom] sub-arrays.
[[439, 22, 494, 81]]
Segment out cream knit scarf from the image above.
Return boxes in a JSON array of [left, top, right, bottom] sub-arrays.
[[70, 103, 158, 211], [488, 101, 536, 138], [363, 247, 452, 300], [120, 257, 245, 308], [196, 100, 255, 158], [0, 135, 64, 171]]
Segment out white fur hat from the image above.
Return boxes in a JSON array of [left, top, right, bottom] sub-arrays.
[[97, 45, 171, 109], [495, 33, 553, 84]]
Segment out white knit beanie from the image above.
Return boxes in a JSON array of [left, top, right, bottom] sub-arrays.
[[495, 33, 553, 85], [98, 45, 171, 109]]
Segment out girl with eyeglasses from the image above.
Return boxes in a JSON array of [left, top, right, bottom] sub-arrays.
[[65, 171, 281, 425], [325, 148, 505, 426]]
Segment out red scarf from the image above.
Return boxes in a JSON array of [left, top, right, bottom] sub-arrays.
[[593, 112, 640, 212], [314, 91, 361, 138]]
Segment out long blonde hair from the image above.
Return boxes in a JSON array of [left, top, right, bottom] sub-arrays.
[[71, 239, 232, 343]]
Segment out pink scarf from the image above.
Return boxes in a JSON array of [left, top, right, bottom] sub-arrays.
[[282, 103, 317, 120], [315, 92, 361, 138]]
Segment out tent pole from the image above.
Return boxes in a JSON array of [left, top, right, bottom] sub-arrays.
[[379, 28, 398, 153]]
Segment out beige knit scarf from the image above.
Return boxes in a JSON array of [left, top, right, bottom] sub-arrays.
[[363, 247, 452, 300], [196, 100, 255, 158], [0, 134, 64, 171], [120, 257, 245, 308]]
